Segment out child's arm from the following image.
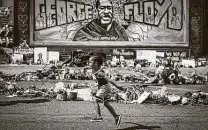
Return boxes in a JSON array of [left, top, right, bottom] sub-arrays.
[[107, 78, 125, 91], [97, 71, 125, 91]]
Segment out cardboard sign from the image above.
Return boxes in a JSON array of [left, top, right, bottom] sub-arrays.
[[48, 51, 60, 63], [136, 50, 156, 64], [182, 59, 196, 68], [34, 47, 47, 64], [156, 52, 165, 58], [11, 54, 23, 63]]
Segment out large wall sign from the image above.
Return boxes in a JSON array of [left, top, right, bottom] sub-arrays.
[[32, 0, 189, 47]]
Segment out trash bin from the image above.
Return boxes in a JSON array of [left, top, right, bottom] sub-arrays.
[[67, 92, 78, 101]]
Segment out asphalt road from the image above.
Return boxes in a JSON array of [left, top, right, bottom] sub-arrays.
[[0, 66, 208, 130], [0, 101, 208, 130]]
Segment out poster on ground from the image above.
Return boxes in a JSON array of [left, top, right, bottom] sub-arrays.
[[48, 51, 60, 64], [34, 47, 47, 64]]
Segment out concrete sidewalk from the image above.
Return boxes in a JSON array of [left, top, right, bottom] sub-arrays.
[[0, 96, 50, 106]]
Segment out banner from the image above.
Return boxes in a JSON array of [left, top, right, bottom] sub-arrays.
[[33, 0, 189, 46]]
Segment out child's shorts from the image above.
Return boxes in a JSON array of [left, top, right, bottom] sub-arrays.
[[96, 84, 111, 99]]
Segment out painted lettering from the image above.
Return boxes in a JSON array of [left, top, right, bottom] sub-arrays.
[[144, 1, 154, 25], [85, 5, 93, 19], [57, 0, 67, 25], [35, 0, 183, 31], [67, 2, 78, 23], [155, 0, 172, 25], [124, 4, 133, 21], [46, 0, 56, 27], [124, 0, 183, 30], [134, 2, 143, 23], [35, 0, 93, 30], [77, 4, 85, 21], [167, 0, 183, 30], [35, 0, 46, 30]]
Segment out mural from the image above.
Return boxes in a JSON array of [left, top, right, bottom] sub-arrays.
[[34, 0, 188, 44], [15, 0, 30, 46]]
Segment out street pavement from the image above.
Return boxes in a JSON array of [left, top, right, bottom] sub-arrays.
[[0, 65, 208, 130], [0, 100, 208, 130]]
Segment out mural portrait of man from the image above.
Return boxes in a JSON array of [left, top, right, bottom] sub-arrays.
[[73, 0, 129, 41], [34, 0, 187, 46]]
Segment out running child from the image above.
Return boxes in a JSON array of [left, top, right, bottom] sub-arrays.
[[88, 54, 125, 127]]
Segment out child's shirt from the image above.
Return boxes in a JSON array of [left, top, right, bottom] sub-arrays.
[[94, 69, 108, 87]]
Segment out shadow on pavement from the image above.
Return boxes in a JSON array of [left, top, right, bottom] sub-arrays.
[[117, 122, 161, 130], [0, 99, 51, 106]]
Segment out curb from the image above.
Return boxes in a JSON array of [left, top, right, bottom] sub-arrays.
[[0, 98, 51, 106]]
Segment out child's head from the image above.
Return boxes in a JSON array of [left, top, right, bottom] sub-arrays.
[[89, 54, 103, 68]]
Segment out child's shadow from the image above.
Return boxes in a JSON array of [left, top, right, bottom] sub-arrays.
[[117, 122, 161, 130]]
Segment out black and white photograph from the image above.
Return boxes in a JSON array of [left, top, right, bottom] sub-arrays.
[[0, 0, 208, 130]]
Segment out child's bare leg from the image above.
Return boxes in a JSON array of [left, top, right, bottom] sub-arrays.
[[95, 100, 102, 117], [104, 101, 118, 119], [104, 101, 122, 126]]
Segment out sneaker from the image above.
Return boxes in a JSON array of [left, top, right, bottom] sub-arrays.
[[90, 117, 103, 122], [115, 115, 122, 127]]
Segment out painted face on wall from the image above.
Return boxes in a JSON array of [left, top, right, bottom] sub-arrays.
[[97, 0, 113, 25]]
